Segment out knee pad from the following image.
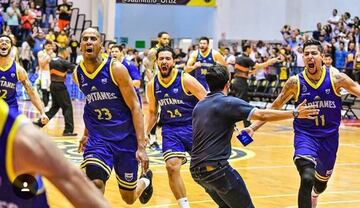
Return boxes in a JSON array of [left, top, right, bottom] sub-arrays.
[[314, 178, 328, 194], [85, 165, 109, 184]]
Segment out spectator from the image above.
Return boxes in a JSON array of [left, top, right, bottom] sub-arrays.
[[334, 41, 348, 70], [6, 1, 21, 39], [223, 47, 236, 76], [20, 8, 34, 42], [57, 0, 72, 31], [328, 9, 341, 28], [313, 22, 322, 40], [56, 29, 69, 48], [44, 0, 57, 28], [345, 41, 356, 80], [46, 28, 56, 42], [69, 34, 79, 64], [19, 36, 35, 73]]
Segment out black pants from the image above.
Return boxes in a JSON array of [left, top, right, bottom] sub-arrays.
[[191, 163, 254, 208], [41, 89, 50, 107], [46, 82, 74, 133], [230, 77, 251, 127]]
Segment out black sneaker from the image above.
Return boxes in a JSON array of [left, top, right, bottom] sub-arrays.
[[33, 119, 45, 128], [139, 170, 153, 204], [62, 132, 78, 137], [149, 141, 161, 151]]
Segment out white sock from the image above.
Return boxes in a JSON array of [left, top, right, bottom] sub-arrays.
[[178, 197, 190, 208], [149, 134, 156, 144], [139, 177, 150, 188]]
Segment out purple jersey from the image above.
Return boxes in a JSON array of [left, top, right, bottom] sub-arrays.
[[195, 49, 215, 90], [154, 69, 198, 126], [294, 67, 342, 137], [0, 60, 18, 110], [76, 57, 136, 142]]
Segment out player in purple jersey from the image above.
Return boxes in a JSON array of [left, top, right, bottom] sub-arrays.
[[146, 46, 207, 208], [0, 99, 109, 208], [75, 28, 153, 205], [248, 40, 360, 208], [0, 34, 48, 123]]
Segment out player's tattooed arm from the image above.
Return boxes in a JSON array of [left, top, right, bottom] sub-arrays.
[[249, 76, 298, 132], [334, 71, 360, 97]]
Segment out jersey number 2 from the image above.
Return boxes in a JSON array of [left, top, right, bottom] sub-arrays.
[[94, 108, 112, 120], [0, 89, 7, 99], [167, 109, 182, 118]]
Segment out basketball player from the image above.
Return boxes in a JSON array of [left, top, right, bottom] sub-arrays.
[[146, 46, 207, 208], [248, 40, 360, 208], [145, 31, 170, 151], [111, 44, 142, 105], [74, 28, 153, 205], [185, 36, 226, 90], [0, 34, 48, 124], [0, 99, 109, 208]]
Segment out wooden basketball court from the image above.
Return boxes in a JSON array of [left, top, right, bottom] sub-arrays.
[[20, 100, 360, 208]]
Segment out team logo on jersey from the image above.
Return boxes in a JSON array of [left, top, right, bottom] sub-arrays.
[[91, 86, 97, 91], [101, 78, 108, 84], [173, 88, 178, 93], [325, 89, 330, 94], [326, 169, 333, 176], [164, 93, 169, 98], [124, 173, 134, 181], [0, 76, 5, 80], [314, 95, 321, 101], [302, 85, 307, 93], [55, 140, 255, 166], [10, 73, 15, 78]]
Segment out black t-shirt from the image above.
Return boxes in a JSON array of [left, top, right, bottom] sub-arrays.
[[190, 92, 255, 169], [57, 3, 72, 20], [49, 57, 76, 82], [235, 54, 256, 68]]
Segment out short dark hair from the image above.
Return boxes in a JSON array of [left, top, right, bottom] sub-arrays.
[[112, 44, 123, 52], [45, 40, 53, 46], [199, 36, 209, 44], [156, 46, 175, 59], [206, 64, 229, 92], [158, 31, 169, 38], [242, 44, 251, 52], [303, 40, 323, 53], [57, 47, 67, 54], [0, 34, 12, 46], [324, 53, 332, 58]]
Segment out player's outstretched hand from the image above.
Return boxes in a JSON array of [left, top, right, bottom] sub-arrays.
[[78, 135, 88, 153], [296, 99, 320, 119], [136, 147, 149, 174], [40, 113, 49, 125]]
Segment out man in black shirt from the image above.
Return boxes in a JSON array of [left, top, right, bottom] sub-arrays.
[[231, 44, 279, 127], [190, 65, 318, 208], [35, 48, 77, 136]]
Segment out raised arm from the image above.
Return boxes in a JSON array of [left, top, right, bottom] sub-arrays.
[[111, 61, 149, 172], [17, 64, 48, 124], [333, 70, 360, 97], [13, 122, 109, 208], [182, 73, 207, 100], [144, 48, 157, 80]]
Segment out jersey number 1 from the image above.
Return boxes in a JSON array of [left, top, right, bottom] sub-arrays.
[[315, 115, 325, 126]]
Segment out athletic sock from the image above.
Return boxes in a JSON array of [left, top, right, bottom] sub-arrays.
[[178, 197, 190, 208]]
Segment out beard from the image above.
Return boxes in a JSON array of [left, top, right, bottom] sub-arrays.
[[160, 66, 173, 78]]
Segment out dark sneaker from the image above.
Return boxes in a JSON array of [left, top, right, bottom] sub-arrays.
[[139, 170, 153, 204], [62, 132, 78, 137], [149, 141, 161, 151], [33, 119, 45, 128]]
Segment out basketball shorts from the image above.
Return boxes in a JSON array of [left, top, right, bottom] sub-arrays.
[[80, 135, 139, 190], [162, 124, 192, 165], [294, 131, 339, 182]]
